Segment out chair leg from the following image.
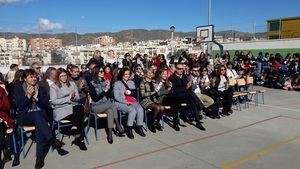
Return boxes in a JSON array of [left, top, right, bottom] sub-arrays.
[[84, 115, 90, 145], [19, 128, 25, 159], [238, 99, 241, 111], [86, 115, 91, 134], [12, 133, 17, 154], [161, 115, 165, 128], [144, 110, 148, 131], [255, 94, 258, 106], [94, 114, 98, 141], [262, 93, 265, 104], [119, 111, 123, 129], [57, 122, 61, 141]]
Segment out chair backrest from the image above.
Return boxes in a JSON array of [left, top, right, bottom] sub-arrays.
[[237, 78, 246, 86], [228, 79, 235, 86], [246, 76, 254, 85]]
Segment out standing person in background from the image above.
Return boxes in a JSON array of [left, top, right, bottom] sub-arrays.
[[122, 53, 132, 69], [87, 50, 104, 68], [31, 62, 43, 82], [5, 64, 19, 84], [132, 54, 145, 69], [105, 50, 121, 68]]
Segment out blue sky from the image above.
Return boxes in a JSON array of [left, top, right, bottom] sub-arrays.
[[0, 0, 299, 33]]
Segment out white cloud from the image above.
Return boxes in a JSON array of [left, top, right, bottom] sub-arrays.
[[38, 18, 64, 32], [0, 0, 33, 5]]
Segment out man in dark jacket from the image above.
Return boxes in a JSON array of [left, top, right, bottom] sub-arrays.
[[169, 63, 205, 131], [69, 65, 89, 104]]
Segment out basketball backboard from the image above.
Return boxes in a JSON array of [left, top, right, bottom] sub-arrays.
[[196, 25, 214, 43]]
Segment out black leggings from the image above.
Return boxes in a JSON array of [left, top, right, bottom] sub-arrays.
[[147, 103, 164, 121]]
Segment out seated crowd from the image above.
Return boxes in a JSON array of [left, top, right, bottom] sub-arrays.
[[0, 49, 299, 169]]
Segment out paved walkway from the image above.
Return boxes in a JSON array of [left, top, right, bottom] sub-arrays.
[[7, 87, 300, 169]]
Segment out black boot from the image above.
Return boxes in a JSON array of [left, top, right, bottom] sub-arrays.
[[52, 138, 69, 156], [71, 137, 87, 151], [195, 121, 206, 131], [107, 128, 113, 144], [34, 157, 44, 169], [155, 121, 163, 131], [0, 152, 3, 169], [136, 126, 146, 137], [126, 126, 134, 139], [114, 118, 125, 136], [149, 120, 156, 133], [2, 148, 12, 163]]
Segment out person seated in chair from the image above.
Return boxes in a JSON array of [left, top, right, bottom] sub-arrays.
[[169, 63, 206, 131], [49, 68, 87, 151], [13, 69, 64, 169], [113, 67, 145, 139], [0, 73, 15, 168], [139, 69, 164, 133], [90, 68, 124, 144], [190, 64, 214, 115], [211, 65, 233, 116]]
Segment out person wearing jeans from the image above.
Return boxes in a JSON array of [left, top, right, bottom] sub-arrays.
[[113, 67, 145, 139]]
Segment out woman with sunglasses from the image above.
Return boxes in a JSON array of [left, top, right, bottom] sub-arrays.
[[211, 65, 233, 117], [50, 68, 87, 151], [90, 68, 124, 144]]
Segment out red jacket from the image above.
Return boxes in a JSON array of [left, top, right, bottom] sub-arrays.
[[104, 73, 113, 81], [0, 87, 14, 129]]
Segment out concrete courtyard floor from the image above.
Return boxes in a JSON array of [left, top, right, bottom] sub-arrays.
[[7, 86, 300, 169]]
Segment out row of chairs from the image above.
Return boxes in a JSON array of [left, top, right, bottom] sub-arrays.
[[229, 76, 266, 111]]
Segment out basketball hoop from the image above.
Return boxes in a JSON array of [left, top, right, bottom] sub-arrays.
[[196, 25, 214, 43]]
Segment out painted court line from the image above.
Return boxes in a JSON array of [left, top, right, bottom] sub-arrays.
[[91, 116, 281, 169], [259, 104, 300, 112], [221, 134, 300, 169], [280, 115, 300, 121]]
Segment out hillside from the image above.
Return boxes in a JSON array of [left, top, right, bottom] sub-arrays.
[[0, 29, 266, 46]]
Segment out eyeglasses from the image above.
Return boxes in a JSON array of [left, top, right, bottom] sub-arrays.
[[81, 67, 87, 69], [99, 70, 104, 73], [220, 69, 226, 71], [192, 69, 199, 72], [176, 68, 184, 70], [34, 67, 41, 69]]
